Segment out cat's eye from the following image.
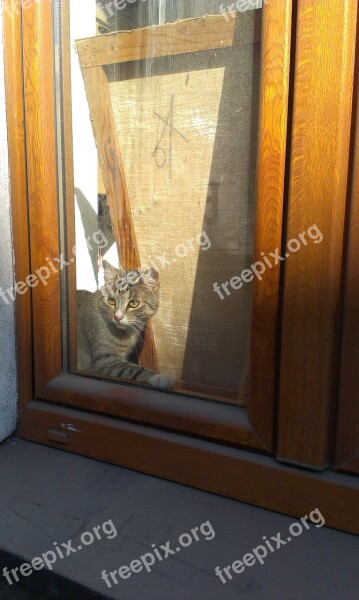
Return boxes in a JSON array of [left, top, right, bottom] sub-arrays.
[[107, 298, 116, 306], [128, 300, 140, 309]]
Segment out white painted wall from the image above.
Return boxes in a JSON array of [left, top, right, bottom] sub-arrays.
[[70, 0, 119, 289], [0, 0, 18, 442], [70, 0, 99, 291]]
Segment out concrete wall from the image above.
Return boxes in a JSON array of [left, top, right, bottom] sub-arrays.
[[0, 1, 18, 441]]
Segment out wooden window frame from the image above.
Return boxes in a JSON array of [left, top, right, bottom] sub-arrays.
[[277, 0, 358, 470], [13, 0, 292, 452], [5, 0, 359, 534], [335, 56, 359, 476]]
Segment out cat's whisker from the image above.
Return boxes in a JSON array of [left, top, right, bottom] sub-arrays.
[[128, 323, 146, 344], [134, 325, 146, 338], [129, 322, 143, 332], [131, 319, 147, 327], [131, 321, 146, 331]]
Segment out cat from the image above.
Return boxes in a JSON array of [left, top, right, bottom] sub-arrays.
[[77, 260, 174, 389]]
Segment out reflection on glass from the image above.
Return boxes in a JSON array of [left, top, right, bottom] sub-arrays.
[[67, 0, 262, 405]]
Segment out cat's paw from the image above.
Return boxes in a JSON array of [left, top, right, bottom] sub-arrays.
[[149, 373, 175, 390]]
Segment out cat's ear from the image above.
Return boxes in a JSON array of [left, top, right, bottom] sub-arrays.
[[142, 268, 160, 292], [103, 260, 125, 285]]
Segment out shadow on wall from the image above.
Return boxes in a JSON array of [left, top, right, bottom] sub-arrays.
[[181, 11, 261, 401], [75, 187, 116, 288]]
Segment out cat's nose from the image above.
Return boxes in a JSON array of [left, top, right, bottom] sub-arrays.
[[114, 313, 124, 322]]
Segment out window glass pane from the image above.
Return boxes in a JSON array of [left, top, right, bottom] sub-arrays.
[[65, 0, 262, 406]]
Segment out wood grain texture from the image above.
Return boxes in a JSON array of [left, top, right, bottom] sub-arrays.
[[76, 12, 260, 68], [249, 0, 293, 449], [335, 79, 359, 473], [21, 1, 62, 392], [78, 64, 158, 370], [278, 0, 358, 468], [38, 373, 264, 450], [18, 401, 359, 535], [3, 1, 33, 410]]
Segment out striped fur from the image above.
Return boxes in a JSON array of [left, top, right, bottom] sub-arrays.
[[77, 262, 173, 389]]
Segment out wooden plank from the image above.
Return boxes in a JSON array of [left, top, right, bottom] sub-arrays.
[[248, 0, 293, 449], [79, 65, 137, 268], [22, 0, 62, 392], [18, 401, 359, 535], [76, 12, 260, 68], [79, 64, 158, 370], [3, 0, 34, 409], [335, 76, 359, 474], [278, 0, 358, 468]]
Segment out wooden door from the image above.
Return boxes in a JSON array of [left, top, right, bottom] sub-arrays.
[[4, 0, 359, 533]]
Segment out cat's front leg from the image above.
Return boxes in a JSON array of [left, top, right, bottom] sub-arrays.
[[118, 360, 174, 389], [91, 353, 174, 390], [121, 363, 174, 389]]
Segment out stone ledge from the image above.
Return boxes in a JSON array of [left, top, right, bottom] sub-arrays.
[[0, 437, 358, 600]]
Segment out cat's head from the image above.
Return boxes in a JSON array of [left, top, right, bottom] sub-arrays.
[[101, 261, 160, 329]]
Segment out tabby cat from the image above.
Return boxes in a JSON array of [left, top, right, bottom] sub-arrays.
[[77, 261, 174, 389]]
